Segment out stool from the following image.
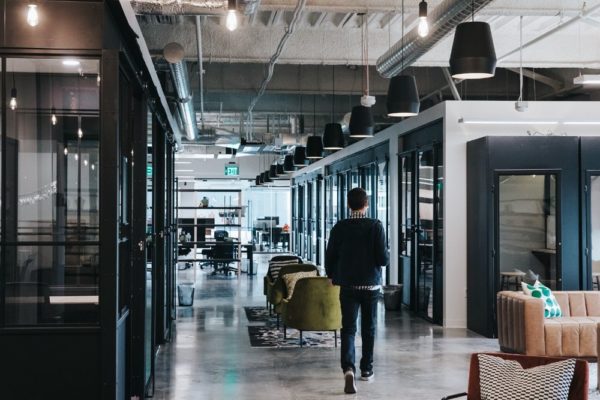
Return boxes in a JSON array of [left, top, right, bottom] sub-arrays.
[[500, 271, 526, 291]]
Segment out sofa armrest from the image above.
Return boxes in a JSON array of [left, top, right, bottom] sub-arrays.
[[497, 291, 545, 356]]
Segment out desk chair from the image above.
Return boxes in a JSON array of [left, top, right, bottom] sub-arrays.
[[211, 241, 238, 275]]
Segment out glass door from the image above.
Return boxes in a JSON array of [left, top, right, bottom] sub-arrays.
[[399, 146, 443, 323], [590, 174, 600, 289], [496, 173, 559, 290]]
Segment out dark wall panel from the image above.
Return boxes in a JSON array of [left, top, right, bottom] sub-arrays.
[[1, 331, 101, 399], [4, 1, 103, 50]]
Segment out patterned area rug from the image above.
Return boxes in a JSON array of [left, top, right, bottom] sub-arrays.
[[244, 306, 277, 323], [248, 326, 342, 348]]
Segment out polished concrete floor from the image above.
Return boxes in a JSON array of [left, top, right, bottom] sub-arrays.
[[154, 256, 598, 399]]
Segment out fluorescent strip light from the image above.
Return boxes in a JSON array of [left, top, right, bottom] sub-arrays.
[[459, 118, 558, 125], [563, 121, 600, 125], [574, 74, 600, 85], [175, 169, 194, 172], [178, 176, 196, 179], [217, 154, 232, 159], [62, 59, 81, 67], [174, 154, 214, 159], [174, 161, 192, 164]]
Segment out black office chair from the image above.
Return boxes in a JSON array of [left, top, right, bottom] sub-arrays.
[[211, 241, 238, 275]]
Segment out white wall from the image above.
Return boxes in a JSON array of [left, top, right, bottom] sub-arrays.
[[443, 100, 600, 328]]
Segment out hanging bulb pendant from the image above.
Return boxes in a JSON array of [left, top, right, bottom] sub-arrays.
[[9, 87, 17, 110], [78, 128, 83, 139], [418, 1, 429, 38], [51, 107, 57, 125], [27, 4, 39, 27], [226, 0, 238, 31]]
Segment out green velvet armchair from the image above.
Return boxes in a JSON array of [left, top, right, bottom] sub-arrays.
[[267, 263, 318, 312], [280, 277, 342, 347]]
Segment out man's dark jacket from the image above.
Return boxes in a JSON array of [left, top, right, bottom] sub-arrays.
[[325, 217, 389, 287]]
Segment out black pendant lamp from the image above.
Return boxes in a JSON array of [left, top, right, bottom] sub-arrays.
[[283, 154, 295, 172], [293, 146, 306, 167], [269, 164, 278, 179], [449, 1, 496, 79], [323, 65, 345, 150], [387, 75, 420, 117], [323, 123, 344, 150], [255, 174, 262, 186], [262, 171, 271, 183], [276, 163, 285, 176], [306, 136, 323, 159], [387, 0, 420, 117], [349, 105, 374, 138]]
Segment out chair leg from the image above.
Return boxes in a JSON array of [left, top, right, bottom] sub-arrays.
[[277, 314, 279, 329], [283, 325, 287, 339], [334, 330, 337, 348], [300, 330, 303, 347]]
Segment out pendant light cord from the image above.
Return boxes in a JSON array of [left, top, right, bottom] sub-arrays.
[[472, 0, 475, 22], [331, 65, 335, 123], [518, 15, 523, 103], [401, 0, 405, 72], [313, 94, 316, 134]]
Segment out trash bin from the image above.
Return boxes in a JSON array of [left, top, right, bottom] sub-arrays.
[[178, 282, 195, 307], [383, 284, 403, 311]]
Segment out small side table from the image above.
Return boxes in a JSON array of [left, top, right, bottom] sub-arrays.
[[500, 271, 526, 291]]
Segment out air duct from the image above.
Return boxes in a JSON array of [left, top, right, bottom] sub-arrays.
[[164, 42, 197, 141], [376, 0, 494, 78], [131, 0, 261, 16]]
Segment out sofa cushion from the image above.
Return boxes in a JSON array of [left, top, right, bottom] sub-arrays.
[[543, 317, 598, 357], [478, 354, 576, 400], [522, 281, 562, 318], [282, 271, 317, 300]]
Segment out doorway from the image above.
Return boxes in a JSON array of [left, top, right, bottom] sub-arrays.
[[399, 145, 443, 324]]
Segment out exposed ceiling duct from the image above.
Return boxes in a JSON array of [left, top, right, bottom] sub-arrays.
[[376, 0, 494, 78], [131, 0, 261, 15], [164, 42, 198, 141]]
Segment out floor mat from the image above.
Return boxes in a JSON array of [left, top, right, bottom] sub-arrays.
[[244, 306, 276, 323], [248, 325, 349, 348]]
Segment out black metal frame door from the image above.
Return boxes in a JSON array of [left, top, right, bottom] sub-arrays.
[[398, 151, 415, 310], [586, 171, 600, 290]]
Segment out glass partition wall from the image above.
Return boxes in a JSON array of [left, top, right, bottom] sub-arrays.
[[3, 57, 100, 326], [591, 175, 600, 287]]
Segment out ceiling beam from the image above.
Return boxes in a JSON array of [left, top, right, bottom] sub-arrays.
[[505, 68, 563, 91]]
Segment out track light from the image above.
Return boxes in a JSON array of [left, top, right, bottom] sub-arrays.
[[418, 1, 429, 38], [226, 0, 238, 31], [27, 4, 39, 27]]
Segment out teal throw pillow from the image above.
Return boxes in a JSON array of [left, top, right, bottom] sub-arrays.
[[521, 280, 562, 318]]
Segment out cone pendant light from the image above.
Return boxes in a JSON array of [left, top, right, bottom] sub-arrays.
[[293, 146, 307, 167], [323, 65, 344, 150], [387, 0, 420, 117], [283, 154, 295, 172], [449, 0, 496, 79], [306, 95, 324, 159]]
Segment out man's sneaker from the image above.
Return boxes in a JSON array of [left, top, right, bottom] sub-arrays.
[[360, 370, 374, 381], [344, 370, 357, 394]]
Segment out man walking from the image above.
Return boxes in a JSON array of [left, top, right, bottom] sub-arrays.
[[325, 188, 389, 394]]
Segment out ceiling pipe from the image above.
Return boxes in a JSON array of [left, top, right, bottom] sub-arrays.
[[164, 42, 198, 141], [376, 0, 494, 78], [131, 0, 261, 15]]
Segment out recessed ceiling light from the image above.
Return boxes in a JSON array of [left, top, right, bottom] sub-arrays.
[[62, 59, 81, 67]]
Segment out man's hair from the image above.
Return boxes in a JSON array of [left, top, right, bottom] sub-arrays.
[[347, 187, 368, 211]]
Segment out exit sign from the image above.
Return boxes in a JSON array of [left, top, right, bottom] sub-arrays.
[[225, 163, 239, 176]]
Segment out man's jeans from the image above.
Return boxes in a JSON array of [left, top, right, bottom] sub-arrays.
[[340, 287, 379, 373]]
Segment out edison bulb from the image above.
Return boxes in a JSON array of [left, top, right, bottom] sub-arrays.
[[78, 128, 83, 139], [418, 17, 429, 37], [27, 4, 39, 27], [64, 147, 68, 156], [9, 96, 17, 110], [226, 10, 238, 31], [84, 159, 88, 166], [75, 154, 79, 161], [91, 164, 95, 171], [51, 114, 57, 125]]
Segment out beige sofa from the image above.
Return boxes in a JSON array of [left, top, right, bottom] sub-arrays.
[[497, 291, 600, 358]]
